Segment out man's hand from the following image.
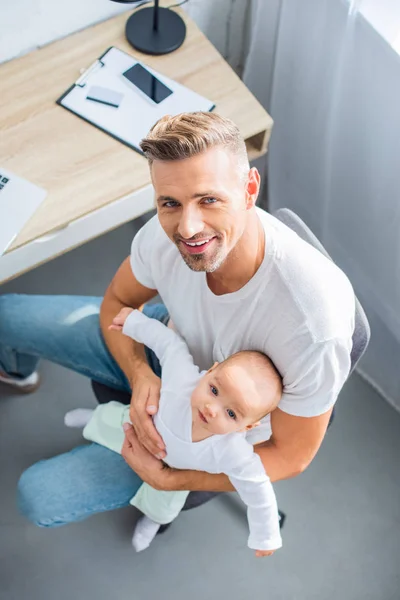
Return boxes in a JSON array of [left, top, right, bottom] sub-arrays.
[[128, 368, 166, 459], [255, 549, 276, 558], [108, 307, 166, 459], [121, 423, 172, 490]]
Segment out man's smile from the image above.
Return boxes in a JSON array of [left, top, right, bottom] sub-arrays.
[[179, 237, 217, 254]]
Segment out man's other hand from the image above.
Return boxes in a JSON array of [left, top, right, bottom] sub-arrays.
[[121, 423, 171, 490], [129, 369, 165, 459]]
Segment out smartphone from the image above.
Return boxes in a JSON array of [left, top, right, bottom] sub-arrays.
[[121, 63, 173, 105]]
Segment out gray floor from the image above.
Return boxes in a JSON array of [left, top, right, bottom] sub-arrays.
[[1, 218, 399, 600]]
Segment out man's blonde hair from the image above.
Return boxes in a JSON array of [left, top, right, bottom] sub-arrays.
[[140, 112, 250, 180]]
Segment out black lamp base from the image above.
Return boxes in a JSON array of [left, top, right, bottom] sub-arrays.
[[125, 7, 186, 55]]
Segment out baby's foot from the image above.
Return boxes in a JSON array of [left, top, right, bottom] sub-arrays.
[[64, 408, 94, 428], [132, 516, 161, 552]]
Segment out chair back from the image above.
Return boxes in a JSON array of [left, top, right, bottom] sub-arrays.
[[273, 208, 370, 373]]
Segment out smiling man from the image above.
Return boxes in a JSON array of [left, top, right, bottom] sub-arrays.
[[2, 112, 355, 527]]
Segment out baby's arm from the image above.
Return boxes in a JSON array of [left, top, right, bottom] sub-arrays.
[[221, 438, 283, 555], [120, 309, 199, 379]]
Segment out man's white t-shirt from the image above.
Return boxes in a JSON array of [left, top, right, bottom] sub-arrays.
[[130, 208, 355, 444]]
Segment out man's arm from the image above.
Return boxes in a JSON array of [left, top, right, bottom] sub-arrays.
[[122, 407, 333, 491], [100, 257, 168, 457], [100, 257, 157, 382], [168, 407, 333, 489]]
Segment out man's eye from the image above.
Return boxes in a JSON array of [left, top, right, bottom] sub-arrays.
[[203, 197, 217, 204], [210, 385, 218, 396], [226, 409, 236, 420], [164, 201, 179, 208]]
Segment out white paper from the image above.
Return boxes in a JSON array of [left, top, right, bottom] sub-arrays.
[[0, 168, 47, 256], [60, 47, 215, 152]]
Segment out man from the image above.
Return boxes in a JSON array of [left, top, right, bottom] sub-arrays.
[[0, 112, 355, 527]]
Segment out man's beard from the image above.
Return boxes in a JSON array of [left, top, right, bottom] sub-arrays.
[[174, 236, 226, 273], [180, 250, 225, 273]]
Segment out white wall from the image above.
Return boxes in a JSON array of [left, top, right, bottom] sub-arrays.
[[0, 0, 249, 72], [250, 0, 400, 410]]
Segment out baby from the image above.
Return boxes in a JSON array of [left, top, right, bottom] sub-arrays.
[[65, 308, 283, 556]]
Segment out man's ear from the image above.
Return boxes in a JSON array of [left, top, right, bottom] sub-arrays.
[[245, 167, 261, 210], [207, 361, 219, 373]]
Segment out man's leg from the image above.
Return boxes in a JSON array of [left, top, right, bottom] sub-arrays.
[[18, 444, 142, 527], [7, 295, 170, 527], [0, 294, 131, 391]]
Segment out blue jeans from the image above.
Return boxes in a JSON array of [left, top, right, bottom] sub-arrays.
[[0, 294, 168, 527]]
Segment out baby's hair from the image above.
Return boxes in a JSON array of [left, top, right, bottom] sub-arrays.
[[223, 350, 283, 418]]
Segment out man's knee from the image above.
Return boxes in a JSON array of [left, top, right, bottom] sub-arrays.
[[0, 294, 19, 334], [17, 462, 67, 528], [17, 443, 141, 529], [0, 293, 18, 309], [0, 294, 40, 347]]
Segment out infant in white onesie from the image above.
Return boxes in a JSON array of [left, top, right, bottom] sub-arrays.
[[65, 308, 283, 556]]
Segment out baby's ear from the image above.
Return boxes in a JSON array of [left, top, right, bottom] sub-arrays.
[[207, 361, 219, 373], [244, 421, 261, 431]]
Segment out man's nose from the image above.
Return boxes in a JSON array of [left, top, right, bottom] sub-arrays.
[[205, 403, 217, 419], [178, 207, 204, 239]]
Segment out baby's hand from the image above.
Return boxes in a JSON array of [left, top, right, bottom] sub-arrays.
[[255, 549, 276, 558], [108, 307, 134, 331]]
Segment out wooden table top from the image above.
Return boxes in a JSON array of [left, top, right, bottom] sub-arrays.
[[0, 2, 273, 251]]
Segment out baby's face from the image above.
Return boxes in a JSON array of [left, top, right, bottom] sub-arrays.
[[191, 361, 270, 436]]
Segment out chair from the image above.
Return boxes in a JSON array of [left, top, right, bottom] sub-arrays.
[[91, 208, 370, 518], [273, 208, 370, 374]]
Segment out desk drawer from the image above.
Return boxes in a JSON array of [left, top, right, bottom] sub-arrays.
[[0, 185, 154, 284]]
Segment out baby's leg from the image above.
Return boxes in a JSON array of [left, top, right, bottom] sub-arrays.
[[83, 401, 130, 454], [66, 401, 129, 455], [130, 484, 189, 552], [64, 408, 94, 428], [132, 516, 161, 552]]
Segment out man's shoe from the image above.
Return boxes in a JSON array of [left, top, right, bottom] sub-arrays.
[[0, 371, 40, 394], [278, 510, 286, 529]]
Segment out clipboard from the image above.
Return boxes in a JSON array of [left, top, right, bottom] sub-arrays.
[[57, 46, 216, 155]]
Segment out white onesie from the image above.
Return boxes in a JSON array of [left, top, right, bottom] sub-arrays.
[[84, 309, 282, 551]]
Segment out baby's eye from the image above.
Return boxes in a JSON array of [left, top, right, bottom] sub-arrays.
[[210, 385, 218, 396], [226, 409, 237, 420]]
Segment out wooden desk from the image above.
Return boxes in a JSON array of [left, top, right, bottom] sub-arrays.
[[0, 2, 273, 284]]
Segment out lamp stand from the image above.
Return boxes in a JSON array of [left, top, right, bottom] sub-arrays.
[[125, 1, 186, 55]]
